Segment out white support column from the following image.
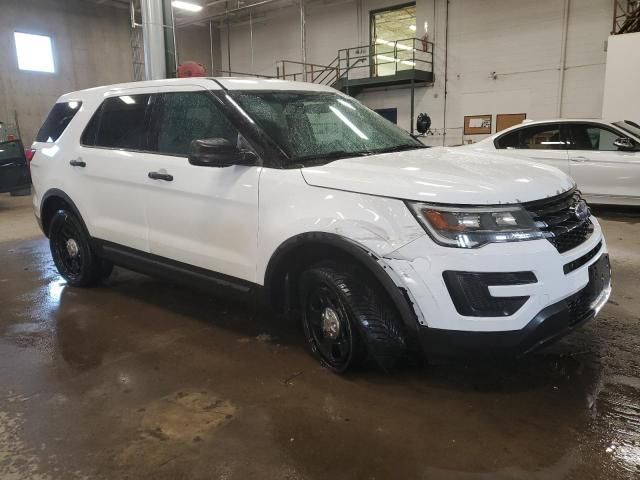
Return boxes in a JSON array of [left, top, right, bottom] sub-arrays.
[[141, 0, 167, 80]]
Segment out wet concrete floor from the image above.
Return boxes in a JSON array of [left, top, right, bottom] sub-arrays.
[[0, 194, 639, 479]]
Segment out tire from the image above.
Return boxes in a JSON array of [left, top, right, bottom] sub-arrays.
[[298, 262, 407, 373], [49, 209, 112, 287], [10, 186, 31, 196]]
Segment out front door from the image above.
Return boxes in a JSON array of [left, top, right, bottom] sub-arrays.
[[144, 87, 261, 283], [566, 123, 640, 203]]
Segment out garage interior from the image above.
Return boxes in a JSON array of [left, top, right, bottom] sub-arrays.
[[1, 0, 640, 478]]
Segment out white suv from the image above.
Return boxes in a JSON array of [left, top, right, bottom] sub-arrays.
[[30, 78, 611, 372]]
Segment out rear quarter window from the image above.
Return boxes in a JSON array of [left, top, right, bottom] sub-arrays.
[[36, 101, 82, 142]]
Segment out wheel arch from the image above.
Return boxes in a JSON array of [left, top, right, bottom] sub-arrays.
[[263, 232, 420, 336], [40, 189, 90, 238]]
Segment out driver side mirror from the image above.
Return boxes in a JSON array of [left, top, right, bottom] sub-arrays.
[[188, 138, 258, 167], [613, 137, 637, 152]]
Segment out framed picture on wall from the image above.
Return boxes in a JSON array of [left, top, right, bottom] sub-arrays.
[[496, 113, 527, 132], [463, 114, 492, 135]]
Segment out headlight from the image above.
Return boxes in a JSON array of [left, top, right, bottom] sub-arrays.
[[406, 202, 547, 248]]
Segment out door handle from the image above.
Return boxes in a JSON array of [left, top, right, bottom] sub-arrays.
[[69, 159, 86, 167], [148, 171, 173, 181], [571, 156, 588, 162]]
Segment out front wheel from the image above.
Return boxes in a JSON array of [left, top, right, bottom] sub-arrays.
[[49, 210, 112, 287], [298, 263, 407, 373]]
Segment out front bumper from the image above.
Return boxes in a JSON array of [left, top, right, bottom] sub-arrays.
[[419, 254, 611, 357], [385, 216, 611, 355]]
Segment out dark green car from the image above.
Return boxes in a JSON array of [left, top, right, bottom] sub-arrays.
[[0, 139, 31, 195]]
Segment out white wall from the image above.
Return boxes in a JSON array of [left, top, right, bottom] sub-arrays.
[[176, 24, 222, 76], [219, 0, 613, 145], [0, 0, 134, 145], [602, 32, 640, 122]]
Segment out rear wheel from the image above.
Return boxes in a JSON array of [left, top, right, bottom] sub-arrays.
[[49, 210, 112, 287], [298, 263, 406, 373]]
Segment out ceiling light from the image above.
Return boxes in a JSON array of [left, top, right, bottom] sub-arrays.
[[172, 1, 203, 12]]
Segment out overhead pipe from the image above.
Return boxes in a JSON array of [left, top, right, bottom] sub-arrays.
[[300, 0, 307, 80], [209, 20, 215, 75], [130, 0, 141, 27], [177, 0, 282, 27], [141, 0, 167, 79], [556, 0, 570, 117]]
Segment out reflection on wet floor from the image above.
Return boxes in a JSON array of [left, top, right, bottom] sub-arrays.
[[0, 214, 639, 479]]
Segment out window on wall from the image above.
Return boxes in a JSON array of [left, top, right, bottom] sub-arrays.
[[370, 3, 417, 77], [14, 32, 55, 73]]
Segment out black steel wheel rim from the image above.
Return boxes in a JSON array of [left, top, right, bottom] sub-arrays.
[[305, 283, 353, 369], [52, 224, 84, 281]]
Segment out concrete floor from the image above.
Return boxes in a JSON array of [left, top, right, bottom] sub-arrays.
[[0, 193, 639, 480]]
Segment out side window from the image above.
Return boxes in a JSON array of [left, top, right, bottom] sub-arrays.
[[518, 125, 565, 150], [496, 125, 567, 150], [151, 92, 239, 156], [36, 101, 82, 142], [496, 125, 565, 150], [93, 94, 152, 150], [495, 130, 520, 149], [80, 103, 103, 146], [569, 125, 622, 151]]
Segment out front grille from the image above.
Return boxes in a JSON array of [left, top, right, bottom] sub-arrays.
[[563, 240, 602, 274], [524, 189, 594, 253]]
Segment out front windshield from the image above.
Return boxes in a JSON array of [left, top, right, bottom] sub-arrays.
[[231, 91, 425, 164], [614, 120, 640, 139]]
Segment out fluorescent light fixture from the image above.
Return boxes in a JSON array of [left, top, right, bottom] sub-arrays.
[[119, 95, 136, 104], [14, 32, 55, 73], [172, 1, 203, 12], [409, 25, 416, 31], [329, 106, 368, 140]]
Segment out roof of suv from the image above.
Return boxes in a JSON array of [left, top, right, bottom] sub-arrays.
[[58, 77, 336, 102]]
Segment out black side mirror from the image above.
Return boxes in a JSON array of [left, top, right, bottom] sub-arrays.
[[613, 137, 637, 152], [188, 138, 257, 167]]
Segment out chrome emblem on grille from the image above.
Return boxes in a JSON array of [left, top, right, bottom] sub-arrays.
[[573, 200, 590, 221]]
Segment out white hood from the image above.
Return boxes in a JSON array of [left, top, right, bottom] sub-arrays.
[[300, 147, 575, 205]]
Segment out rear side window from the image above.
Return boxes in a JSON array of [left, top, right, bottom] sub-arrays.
[[36, 101, 82, 142], [496, 124, 566, 150], [85, 94, 152, 150]]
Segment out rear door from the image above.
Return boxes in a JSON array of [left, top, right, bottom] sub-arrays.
[[0, 140, 30, 193], [493, 123, 570, 173], [77, 90, 158, 251], [566, 122, 640, 203]]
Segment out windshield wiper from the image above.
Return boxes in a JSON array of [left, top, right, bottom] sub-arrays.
[[373, 144, 428, 154], [294, 150, 374, 163]]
